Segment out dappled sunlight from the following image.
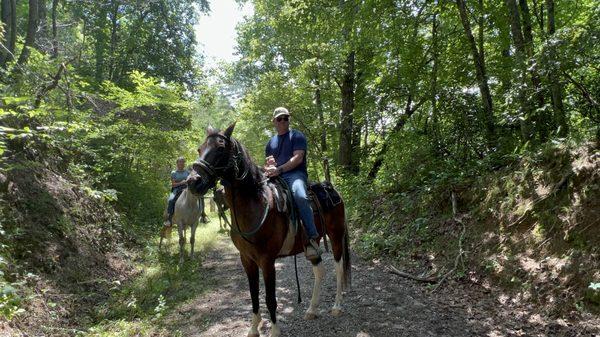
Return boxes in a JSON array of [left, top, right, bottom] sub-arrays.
[[3, 0, 598, 335]]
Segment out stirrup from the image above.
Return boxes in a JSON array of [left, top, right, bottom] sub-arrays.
[[304, 239, 322, 259]]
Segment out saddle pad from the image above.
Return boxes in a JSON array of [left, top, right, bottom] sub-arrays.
[[267, 181, 287, 213], [269, 178, 297, 256], [277, 217, 298, 256]]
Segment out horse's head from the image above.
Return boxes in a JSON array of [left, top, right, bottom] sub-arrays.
[[189, 123, 237, 196]]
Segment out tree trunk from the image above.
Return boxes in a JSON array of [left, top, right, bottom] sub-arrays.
[[478, 0, 484, 60], [51, 0, 58, 58], [519, 0, 534, 57], [520, 0, 548, 140], [38, 0, 48, 44], [1, 0, 10, 66], [0, 0, 16, 67], [16, 0, 39, 67], [532, 0, 545, 33], [338, 0, 358, 173], [430, 4, 440, 145], [505, 0, 532, 140], [456, 0, 495, 145], [339, 50, 356, 172], [545, 0, 567, 136], [108, 0, 120, 80]]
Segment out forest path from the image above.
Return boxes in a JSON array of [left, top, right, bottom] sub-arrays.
[[163, 234, 596, 337]]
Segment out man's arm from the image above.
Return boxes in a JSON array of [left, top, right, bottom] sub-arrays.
[[265, 150, 305, 177]]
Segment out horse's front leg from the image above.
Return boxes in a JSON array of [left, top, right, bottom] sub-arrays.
[[241, 256, 261, 337], [262, 262, 280, 337], [305, 256, 325, 320], [177, 223, 186, 265], [189, 220, 197, 259]]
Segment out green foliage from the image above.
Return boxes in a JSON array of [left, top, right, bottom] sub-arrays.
[[0, 199, 24, 320], [86, 218, 221, 337], [0, 278, 24, 320]]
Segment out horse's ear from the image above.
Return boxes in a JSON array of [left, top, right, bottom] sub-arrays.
[[206, 125, 217, 135], [223, 122, 236, 139]]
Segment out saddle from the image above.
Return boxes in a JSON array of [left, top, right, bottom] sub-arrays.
[[268, 178, 341, 256], [308, 181, 342, 211]]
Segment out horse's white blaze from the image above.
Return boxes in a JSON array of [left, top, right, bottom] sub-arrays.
[[332, 257, 344, 315], [306, 261, 325, 317], [248, 312, 261, 336], [270, 322, 281, 337]]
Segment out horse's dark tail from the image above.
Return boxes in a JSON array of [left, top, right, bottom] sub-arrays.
[[342, 220, 352, 290]]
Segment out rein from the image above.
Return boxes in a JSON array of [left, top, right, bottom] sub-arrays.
[[200, 136, 269, 242], [228, 186, 271, 241]]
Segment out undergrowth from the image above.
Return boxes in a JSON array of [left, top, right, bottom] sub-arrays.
[[343, 139, 600, 315], [83, 216, 221, 337]]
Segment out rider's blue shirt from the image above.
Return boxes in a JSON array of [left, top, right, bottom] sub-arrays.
[[171, 169, 189, 192], [265, 129, 308, 176]]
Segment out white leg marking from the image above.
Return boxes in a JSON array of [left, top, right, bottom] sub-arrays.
[[247, 312, 261, 337], [305, 262, 325, 320], [270, 322, 281, 337], [332, 257, 344, 317]]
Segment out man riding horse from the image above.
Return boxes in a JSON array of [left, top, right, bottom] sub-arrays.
[[190, 121, 351, 337], [263, 107, 322, 259]]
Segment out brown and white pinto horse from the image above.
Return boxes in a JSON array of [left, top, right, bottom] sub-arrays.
[[189, 123, 351, 337]]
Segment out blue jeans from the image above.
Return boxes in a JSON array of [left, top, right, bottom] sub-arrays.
[[281, 171, 318, 239], [168, 188, 204, 221], [167, 187, 186, 221]]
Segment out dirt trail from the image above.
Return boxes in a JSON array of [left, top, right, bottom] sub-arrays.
[[169, 237, 599, 337]]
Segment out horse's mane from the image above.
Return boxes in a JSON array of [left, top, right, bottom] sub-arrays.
[[232, 137, 266, 196], [207, 128, 265, 197]]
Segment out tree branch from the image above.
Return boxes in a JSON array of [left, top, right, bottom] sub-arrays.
[[34, 63, 66, 108]]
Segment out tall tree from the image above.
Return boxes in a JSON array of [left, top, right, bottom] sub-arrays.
[[456, 0, 495, 145], [519, 0, 548, 139], [0, 0, 17, 67], [16, 0, 40, 67], [338, 0, 358, 173], [504, 0, 533, 140], [107, 0, 120, 81], [51, 0, 58, 58]]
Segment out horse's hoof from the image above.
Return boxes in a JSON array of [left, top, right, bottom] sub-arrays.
[[269, 325, 281, 337], [331, 308, 342, 317], [304, 311, 318, 320]]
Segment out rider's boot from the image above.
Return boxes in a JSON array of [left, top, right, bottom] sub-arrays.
[[304, 238, 322, 260], [163, 213, 173, 227]]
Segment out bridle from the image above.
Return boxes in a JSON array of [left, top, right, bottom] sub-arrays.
[[195, 134, 269, 242], [195, 135, 249, 183]]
